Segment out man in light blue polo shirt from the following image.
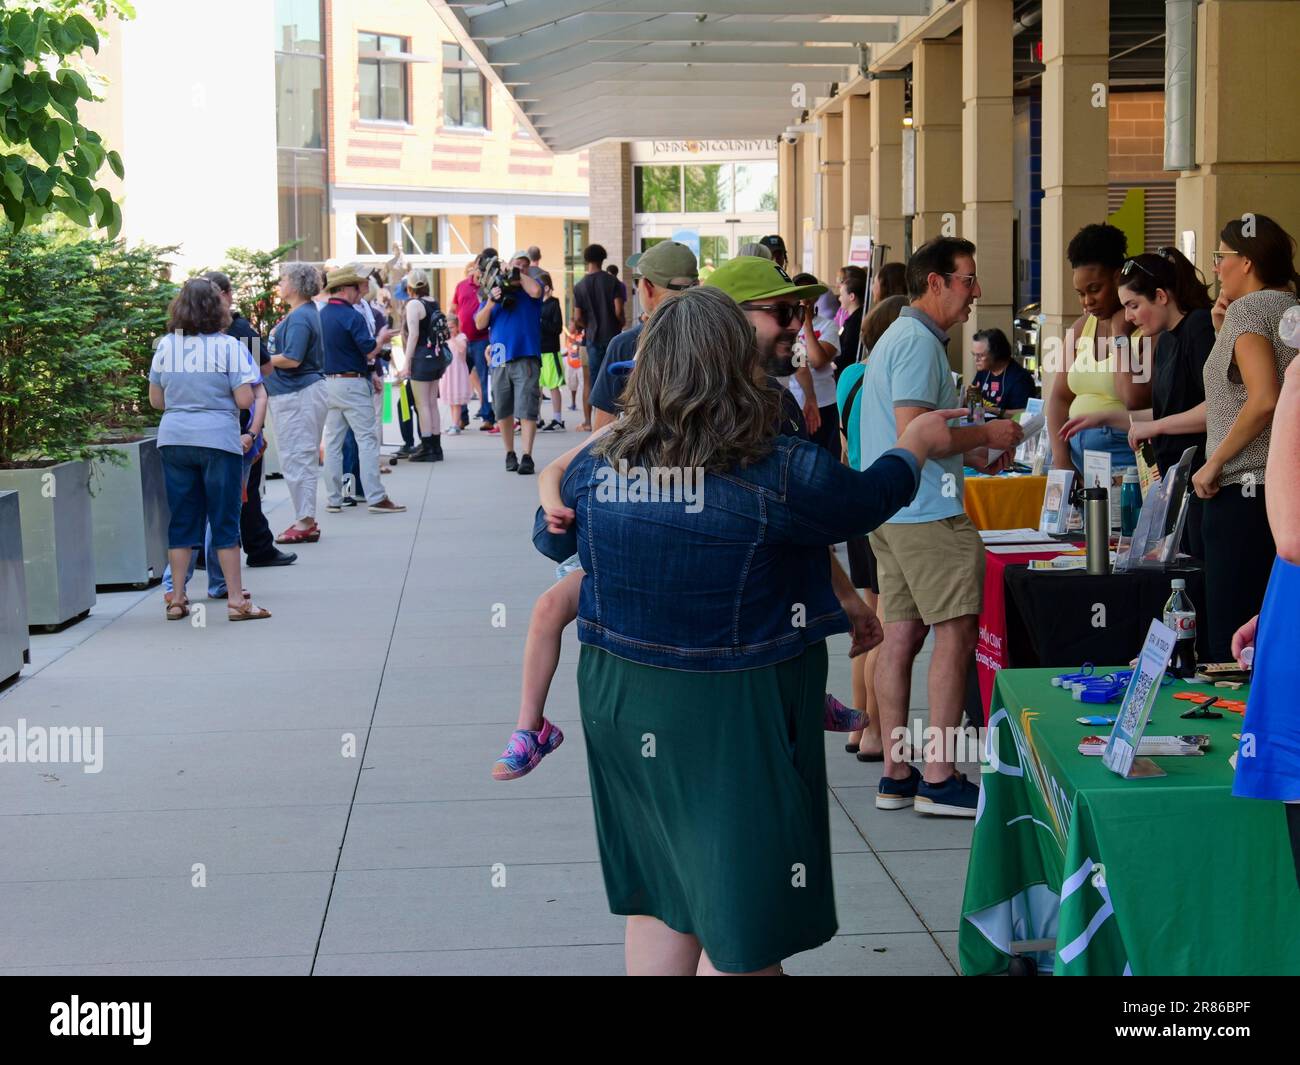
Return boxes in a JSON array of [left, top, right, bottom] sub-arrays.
[[859, 237, 1023, 819]]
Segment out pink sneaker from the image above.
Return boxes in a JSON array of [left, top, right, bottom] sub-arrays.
[[823, 692, 867, 733]]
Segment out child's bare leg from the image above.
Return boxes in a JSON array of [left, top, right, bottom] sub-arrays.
[[517, 569, 582, 731]]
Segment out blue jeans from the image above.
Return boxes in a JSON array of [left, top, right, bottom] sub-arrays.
[[161, 446, 253, 597], [469, 337, 493, 422], [1069, 425, 1136, 475], [341, 429, 363, 498]]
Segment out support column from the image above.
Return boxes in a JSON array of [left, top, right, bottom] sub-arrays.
[[797, 131, 817, 272], [842, 93, 872, 266], [961, 0, 1015, 378], [1040, 0, 1109, 377], [588, 141, 633, 273], [818, 110, 845, 281], [870, 78, 906, 263], [778, 135, 799, 254], [913, 40, 963, 247], [1175, 0, 1300, 273]]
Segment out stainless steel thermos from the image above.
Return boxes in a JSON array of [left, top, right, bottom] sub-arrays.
[[1082, 486, 1110, 575]]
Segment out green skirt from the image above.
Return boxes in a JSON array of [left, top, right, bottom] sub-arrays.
[[578, 641, 837, 973]]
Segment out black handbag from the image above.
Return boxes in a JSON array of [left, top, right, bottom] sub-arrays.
[[414, 300, 453, 380]]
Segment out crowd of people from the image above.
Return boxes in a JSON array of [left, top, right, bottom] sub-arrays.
[[145, 211, 1299, 973]]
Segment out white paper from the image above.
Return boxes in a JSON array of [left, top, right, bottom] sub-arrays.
[[979, 528, 1059, 544], [1039, 469, 1074, 534], [988, 412, 1044, 463]]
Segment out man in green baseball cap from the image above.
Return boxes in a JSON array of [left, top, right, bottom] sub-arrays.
[[591, 241, 700, 428], [706, 255, 828, 435]]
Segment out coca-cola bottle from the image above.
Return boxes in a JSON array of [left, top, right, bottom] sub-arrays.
[[1162, 578, 1198, 678]]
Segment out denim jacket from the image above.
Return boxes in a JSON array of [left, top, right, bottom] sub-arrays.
[[533, 436, 920, 672]]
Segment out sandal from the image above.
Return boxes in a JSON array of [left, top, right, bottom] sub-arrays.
[[165, 594, 190, 621], [275, 524, 320, 545], [228, 597, 272, 622]]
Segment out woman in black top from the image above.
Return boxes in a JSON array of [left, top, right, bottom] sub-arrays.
[[833, 266, 866, 378], [1121, 248, 1214, 557], [538, 273, 567, 432]]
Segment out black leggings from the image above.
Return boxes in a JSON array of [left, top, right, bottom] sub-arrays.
[[1201, 486, 1274, 662]]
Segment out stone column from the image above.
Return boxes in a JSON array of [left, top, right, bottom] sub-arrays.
[[1040, 0, 1109, 379], [588, 141, 633, 272], [869, 78, 906, 263], [961, 0, 1015, 378], [913, 39, 963, 247], [818, 110, 845, 281], [778, 135, 799, 254], [842, 93, 872, 266], [1175, 0, 1300, 272]]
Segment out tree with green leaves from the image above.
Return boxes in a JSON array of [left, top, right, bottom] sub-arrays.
[[216, 241, 303, 337], [0, 1, 134, 235]]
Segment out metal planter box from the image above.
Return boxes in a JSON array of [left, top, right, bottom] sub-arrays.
[[89, 437, 170, 588], [0, 490, 30, 684], [0, 460, 97, 630]]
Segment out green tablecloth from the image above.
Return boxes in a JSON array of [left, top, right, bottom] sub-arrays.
[[960, 667, 1300, 975]]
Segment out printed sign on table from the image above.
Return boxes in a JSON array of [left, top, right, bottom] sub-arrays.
[[1102, 619, 1176, 777]]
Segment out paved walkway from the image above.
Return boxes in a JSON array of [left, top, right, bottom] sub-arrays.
[[0, 413, 972, 975]]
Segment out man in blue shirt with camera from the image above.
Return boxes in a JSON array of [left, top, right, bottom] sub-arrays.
[[475, 251, 545, 475]]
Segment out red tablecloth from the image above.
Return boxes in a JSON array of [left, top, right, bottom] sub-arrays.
[[975, 545, 1076, 715]]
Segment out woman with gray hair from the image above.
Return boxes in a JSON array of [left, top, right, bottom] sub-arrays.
[[737, 242, 773, 260], [266, 262, 329, 544], [534, 285, 966, 974]]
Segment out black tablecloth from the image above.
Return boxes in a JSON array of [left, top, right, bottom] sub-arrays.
[[1002, 562, 1210, 670]]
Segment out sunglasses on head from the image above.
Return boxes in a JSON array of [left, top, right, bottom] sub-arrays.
[[743, 302, 802, 328]]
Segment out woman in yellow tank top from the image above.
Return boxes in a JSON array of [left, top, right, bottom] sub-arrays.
[[1046, 224, 1148, 472]]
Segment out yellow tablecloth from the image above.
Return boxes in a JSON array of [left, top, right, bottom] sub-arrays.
[[963, 474, 1047, 531]]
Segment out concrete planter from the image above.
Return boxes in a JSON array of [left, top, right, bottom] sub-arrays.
[[0, 460, 97, 630], [89, 437, 170, 588], [0, 490, 30, 684]]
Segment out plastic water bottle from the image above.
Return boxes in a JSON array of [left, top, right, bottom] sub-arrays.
[[1120, 468, 1141, 537], [1162, 579, 1198, 678]]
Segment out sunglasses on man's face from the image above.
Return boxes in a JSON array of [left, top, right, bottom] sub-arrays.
[[743, 302, 802, 328]]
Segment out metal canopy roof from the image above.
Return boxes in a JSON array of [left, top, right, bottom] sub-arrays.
[[435, 1, 932, 152]]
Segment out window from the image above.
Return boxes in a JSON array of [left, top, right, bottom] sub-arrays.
[[699, 236, 731, 268], [400, 215, 439, 256], [563, 220, 589, 322], [684, 165, 732, 213], [359, 33, 409, 123], [443, 44, 487, 129], [278, 150, 328, 262], [635, 166, 682, 213], [276, 1, 327, 262], [356, 215, 391, 256], [640, 237, 667, 253], [735, 163, 779, 213], [276, 53, 324, 149], [275, 0, 321, 54]]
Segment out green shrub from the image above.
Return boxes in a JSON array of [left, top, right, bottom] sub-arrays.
[[0, 223, 173, 465]]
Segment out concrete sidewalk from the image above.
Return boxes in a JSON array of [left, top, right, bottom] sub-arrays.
[[0, 415, 970, 975]]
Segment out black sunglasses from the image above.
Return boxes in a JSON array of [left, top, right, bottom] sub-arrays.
[[742, 302, 802, 328]]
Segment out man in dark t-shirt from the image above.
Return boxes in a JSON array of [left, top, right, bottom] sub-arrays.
[[591, 241, 699, 427], [572, 243, 624, 429]]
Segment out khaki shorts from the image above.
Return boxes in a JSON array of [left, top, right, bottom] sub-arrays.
[[869, 514, 985, 625]]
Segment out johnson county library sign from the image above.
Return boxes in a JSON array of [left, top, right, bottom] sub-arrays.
[[633, 139, 778, 163]]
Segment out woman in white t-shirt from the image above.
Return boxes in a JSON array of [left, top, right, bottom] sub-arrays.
[[787, 272, 842, 456]]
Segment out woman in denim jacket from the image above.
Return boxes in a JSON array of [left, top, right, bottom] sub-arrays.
[[536, 286, 966, 975]]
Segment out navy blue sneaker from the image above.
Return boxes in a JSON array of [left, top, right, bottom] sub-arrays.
[[915, 771, 980, 818], [876, 765, 922, 810]]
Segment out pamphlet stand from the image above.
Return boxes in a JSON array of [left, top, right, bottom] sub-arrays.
[[1114, 446, 1195, 573]]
